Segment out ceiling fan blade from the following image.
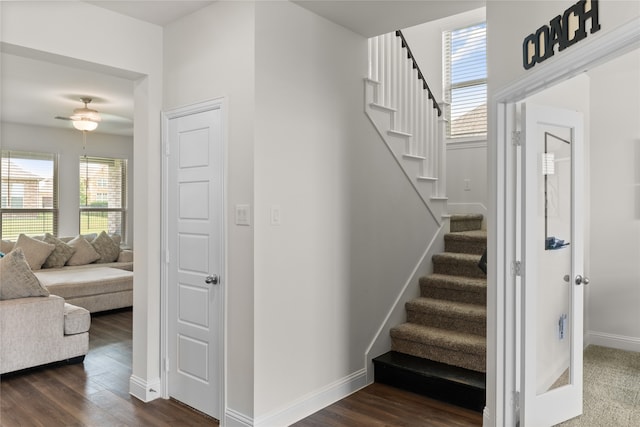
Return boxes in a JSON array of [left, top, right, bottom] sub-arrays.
[[54, 116, 72, 121]]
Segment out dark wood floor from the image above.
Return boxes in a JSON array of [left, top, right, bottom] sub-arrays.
[[0, 309, 217, 427], [1, 309, 483, 427], [294, 383, 483, 427]]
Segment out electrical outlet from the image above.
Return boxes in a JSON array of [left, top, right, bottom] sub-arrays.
[[464, 179, 471, 191]]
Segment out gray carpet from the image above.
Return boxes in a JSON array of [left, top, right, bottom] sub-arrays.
[[556, 345, 640, 426]]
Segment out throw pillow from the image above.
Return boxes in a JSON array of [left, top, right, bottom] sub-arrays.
[[42, 233, 77, 269], [66, 235, 101, 266], [1, 239, 15, 254], [0, 248, 50, 300], [91, 231, 121, 263], [14, 234, 55, 270], [110, 234, 122, 247]]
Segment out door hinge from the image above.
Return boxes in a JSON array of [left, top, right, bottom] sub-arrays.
[[512, 130, 522, 146], [164, 357, 170, 373], [512, 260, 522, 277], [164, 249, 170, 264]]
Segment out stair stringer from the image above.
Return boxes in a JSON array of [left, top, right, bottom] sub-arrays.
[[364, 217, 449, 384], [364, 79, 447, 224]]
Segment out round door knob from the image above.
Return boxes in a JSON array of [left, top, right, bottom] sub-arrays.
[[575, 275, 590, 285], [205, 274, 219, 285]]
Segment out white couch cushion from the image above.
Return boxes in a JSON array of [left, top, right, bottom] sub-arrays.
[[15, 234, 55, 270], [35, 267, 133, 299], [63, 303, 91, 335], [0, 248, 50, 300]]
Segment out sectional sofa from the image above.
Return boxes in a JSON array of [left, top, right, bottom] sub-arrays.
[[0, 232, 134, 374], [1, 232, 133, 313]]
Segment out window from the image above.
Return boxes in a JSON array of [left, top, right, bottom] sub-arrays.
[[1, 150, 58, 240], [79, 156, 127, 238], [444, 22, 487, 138]]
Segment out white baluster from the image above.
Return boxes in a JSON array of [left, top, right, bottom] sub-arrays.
[[384, 34, 392, 108], [378, 35, 385, 106]]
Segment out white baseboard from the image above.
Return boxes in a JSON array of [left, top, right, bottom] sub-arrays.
[[482, 407, 491, 427], [129, 375, 162, 402], [586, 331, 640, 352], [224, 408, 253, 427], [254, 369, 367, 427]]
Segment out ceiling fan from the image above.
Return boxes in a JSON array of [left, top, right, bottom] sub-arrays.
[[55, 97, 102, 131]]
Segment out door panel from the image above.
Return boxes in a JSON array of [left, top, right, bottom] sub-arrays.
[[167, 106, 223, 419], [521, 103, 584, 426]]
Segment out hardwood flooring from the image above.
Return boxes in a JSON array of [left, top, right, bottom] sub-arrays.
[[293, 383, 483, 427], [1, 309, 482, 427], [0, 309, 217, 427]]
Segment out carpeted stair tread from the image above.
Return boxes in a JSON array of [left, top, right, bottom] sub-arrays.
[[449, 214, 483, 232], [420, 274, 487, 305], [432, 252, 485, 279], [445, 230, 487, 255], [406, 298, 486, 336], [391, 323, 486, 372]]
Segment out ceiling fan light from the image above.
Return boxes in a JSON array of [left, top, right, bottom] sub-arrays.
[[72, 119, 99, 132], [70, 108, 101, 123]]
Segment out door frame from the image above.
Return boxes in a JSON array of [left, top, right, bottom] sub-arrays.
[[487, 19, 640, 427], [160, 97, 228, 415]]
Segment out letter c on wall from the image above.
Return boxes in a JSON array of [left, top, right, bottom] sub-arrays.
[[523, 33, 537, 70]]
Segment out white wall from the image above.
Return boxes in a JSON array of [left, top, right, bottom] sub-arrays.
[[403, 8, 488, 218], [486, 2, 640, 424], [487, 0, 640, 91], [587, 48, 640, 350], [163, 1, 256, 421], [0, 123, 134, 243], [253, 2, 439, 424], [1, 0, 164, 402]]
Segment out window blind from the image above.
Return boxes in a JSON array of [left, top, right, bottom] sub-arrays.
[[444, 22, 487, 138], [1, 150, 58, 239], [79, 156, 127, 238]]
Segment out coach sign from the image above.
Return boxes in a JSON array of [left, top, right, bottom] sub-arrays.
[[523, 0, 601, 70]]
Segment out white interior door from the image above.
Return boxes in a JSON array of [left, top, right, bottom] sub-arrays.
[[520, 103, 585, 426], [166, 102, 224, 419]]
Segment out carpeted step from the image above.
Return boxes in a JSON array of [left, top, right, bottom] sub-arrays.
[[445, 230, 487, 255], [405, 298, 486, 337], [420, 274, 487, 305], [373, 351, 486, 412], [391, 323, 486, 372], [432, 252, 485, 279], [450, 214, 483, 232]]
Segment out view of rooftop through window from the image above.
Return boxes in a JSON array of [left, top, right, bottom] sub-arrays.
[[1, 151, 58, 239], [445, 22, 487, 138]]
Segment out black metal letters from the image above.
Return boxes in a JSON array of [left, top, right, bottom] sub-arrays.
[[523, 0, 601, 70]]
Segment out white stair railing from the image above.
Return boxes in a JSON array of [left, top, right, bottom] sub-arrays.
[[366, 31, 447, 200]]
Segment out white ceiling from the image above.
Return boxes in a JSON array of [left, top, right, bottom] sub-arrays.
[[86, 1, 216, 26], [1, 1, 483, 137], [1, 52, 135, 136]]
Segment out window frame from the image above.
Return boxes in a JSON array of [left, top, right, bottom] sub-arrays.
[[443, 21, 487, 140], [0, 150, 59, 240], [79, 155, 128, 240]]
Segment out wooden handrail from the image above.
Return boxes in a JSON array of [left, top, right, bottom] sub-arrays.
[[395, 30, 442, 117]]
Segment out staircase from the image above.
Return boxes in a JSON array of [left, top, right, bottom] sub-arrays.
[[365, 31, 447, 223], [373, 214, 487, 411]]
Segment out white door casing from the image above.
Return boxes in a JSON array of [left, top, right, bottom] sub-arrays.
[[520, 103, 584, 426], [162, 99, 225, 419]]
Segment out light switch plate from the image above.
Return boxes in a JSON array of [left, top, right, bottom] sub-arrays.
[[235, 204, 251, 226], [270, 205, 282, 226]]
